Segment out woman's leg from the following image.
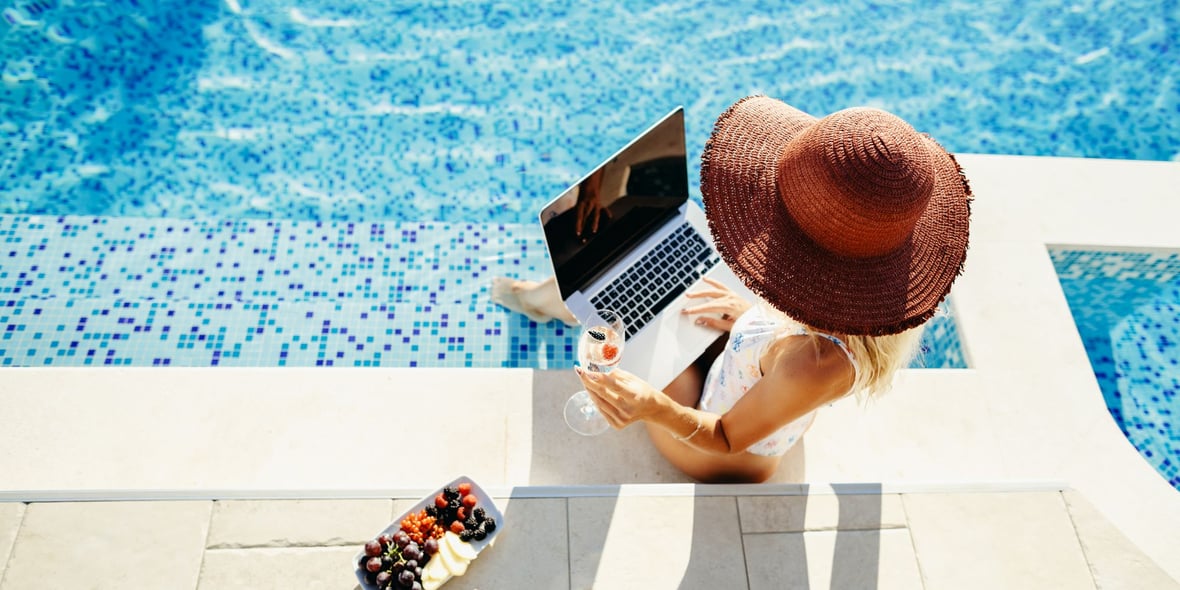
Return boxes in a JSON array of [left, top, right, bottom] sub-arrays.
[[490, 276, 578, 326], [645, 338, 781, 483]]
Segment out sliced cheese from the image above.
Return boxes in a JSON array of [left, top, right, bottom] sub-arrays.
[[433, 536, 465, 576], [444, 532, 479, 562]]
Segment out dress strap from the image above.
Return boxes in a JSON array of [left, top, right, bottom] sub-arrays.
[[792, 327, 861, 378]]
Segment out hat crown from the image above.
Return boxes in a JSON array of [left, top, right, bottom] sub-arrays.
[[777, 108, 935, 258]]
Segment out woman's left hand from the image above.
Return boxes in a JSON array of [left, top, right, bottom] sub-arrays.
[[575, 367, 662, 429]]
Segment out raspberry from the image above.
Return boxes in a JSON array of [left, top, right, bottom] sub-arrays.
[[457, 482, 473, 496], [461, 494, 478, 509], [434, 494, 448, 509], [456, 507, 467, 521], [602, 343, 619, 361], [449, 520, 465, 534]]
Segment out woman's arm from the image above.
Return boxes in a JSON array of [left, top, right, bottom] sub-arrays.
[[580, 335, 855, 455]]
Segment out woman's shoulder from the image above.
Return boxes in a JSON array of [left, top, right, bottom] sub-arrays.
[[763, 333, 857, 397]]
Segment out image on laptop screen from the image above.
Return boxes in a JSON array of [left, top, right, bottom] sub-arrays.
[[540, 109, 689, 299]]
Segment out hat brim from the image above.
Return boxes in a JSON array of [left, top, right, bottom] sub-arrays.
[[700, 96, 971, 336]]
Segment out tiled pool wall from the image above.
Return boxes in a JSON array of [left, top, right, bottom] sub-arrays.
[[1051, 248, 1180, 490], [0, 214, 966, 369]]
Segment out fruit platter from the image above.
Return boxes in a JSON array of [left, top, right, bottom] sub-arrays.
[[354, 476, 503, 590]]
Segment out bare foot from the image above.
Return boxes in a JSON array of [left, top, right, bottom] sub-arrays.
[[491, 277, 578, 326]]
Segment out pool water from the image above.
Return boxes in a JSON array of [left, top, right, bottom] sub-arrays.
[[1052, 249, 1180, 491], [0, 0, 995, 369], [1, 0, 1176, 222]]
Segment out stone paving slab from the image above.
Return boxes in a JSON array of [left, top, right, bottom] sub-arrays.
[[198, 547, 361, 590], [903, 492, 1095, 590], [743, 528, 923, 590], [1062, 491, 1180, 590], [457, 497, 569, 590], [1, 501, 211, 590], [0, 503, 26, 583], [737, 493, 907, 533], [5, 489, 1168, 589], [207, 499, 394, 548], [568, 495, 746, 590]]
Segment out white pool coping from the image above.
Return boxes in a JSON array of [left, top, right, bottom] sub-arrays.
[[2, 154, 1179, 580]]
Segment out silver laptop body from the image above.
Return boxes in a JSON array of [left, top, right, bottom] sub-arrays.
[[538, 107, 755, 389]]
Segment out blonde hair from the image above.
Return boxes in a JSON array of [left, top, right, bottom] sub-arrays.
[[839, 325, 925, 400], [755, 300, 925, 400]]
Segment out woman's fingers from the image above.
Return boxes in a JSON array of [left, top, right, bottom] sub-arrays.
[[681, 300, 729, 315], [692, 315, 734, 332], [585, 388, 626, 428]]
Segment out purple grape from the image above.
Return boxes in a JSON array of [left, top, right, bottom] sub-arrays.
[[398, 569, 416, 586], [403, 545, 421, 562], [413, 566, 422, 578], [365, 556, 383, 573], [410, 582, 422, 590], [375, 571, 392, 587], [403, 559, 417, 571], [422, 538, 438, 555], [393, 530, 410, 548], [363, 539, 382, 557]]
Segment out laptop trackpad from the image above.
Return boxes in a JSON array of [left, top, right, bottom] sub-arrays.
[[621, 306, 721, 390]]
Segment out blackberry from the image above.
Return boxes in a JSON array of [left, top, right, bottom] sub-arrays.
[[483, 517, 496, 532], [463, 516, 479, 530], [473, 507, 486, 521], [472, 527, 487, 541], [448, 498, 461, 510], [458, 529, 473, 542], [424, 505, 439, 518], [588, 329, 606, 341], [443, 486, 459, 500]]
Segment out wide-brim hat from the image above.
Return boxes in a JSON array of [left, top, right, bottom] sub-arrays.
[[700, 96, 972, 336]]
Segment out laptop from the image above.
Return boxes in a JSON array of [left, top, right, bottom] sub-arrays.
[[539, 107, 755, 389]]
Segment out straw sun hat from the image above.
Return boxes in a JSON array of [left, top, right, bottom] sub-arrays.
[[700, 95, 972, 336]]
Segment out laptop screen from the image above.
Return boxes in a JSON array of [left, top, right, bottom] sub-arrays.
[[539, 108, 689, 299]]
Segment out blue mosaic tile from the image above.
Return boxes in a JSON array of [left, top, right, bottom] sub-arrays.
[[0, 213, 966, 369], [1051, 248, 1180, 491]]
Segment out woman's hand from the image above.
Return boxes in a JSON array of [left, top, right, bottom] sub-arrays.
[[680, 276, 752, 332], [575, 367, 663, 430]]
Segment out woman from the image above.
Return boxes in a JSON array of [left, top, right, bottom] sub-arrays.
[[577, 96, 973, 483], [506, 96, 972, 482]]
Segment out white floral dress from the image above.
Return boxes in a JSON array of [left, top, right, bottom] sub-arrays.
[[698, 305, 859, 456]]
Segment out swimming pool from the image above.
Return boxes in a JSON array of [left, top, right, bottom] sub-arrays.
[[3, 0, 1177, 369], [1052, 248, 1180, 491]]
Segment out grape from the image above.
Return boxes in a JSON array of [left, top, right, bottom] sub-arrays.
[[403, 559, 417, 571], [378, 533, 393, 549], [410, 582, 423, 590], [380, 556, 394, 570], [365, 556, 383, 573], [398, 569, 416, 586], [393, 530, 410, 548], [413, 566, 422, 578], [364, 539, 382, 557], [422, 538, 438, 555], [403, 544, 421, 562], [375, 571, 392, 587]]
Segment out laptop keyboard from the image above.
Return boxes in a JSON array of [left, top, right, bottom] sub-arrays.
[[590, 223, 721, 339]]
